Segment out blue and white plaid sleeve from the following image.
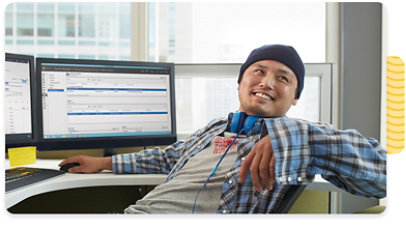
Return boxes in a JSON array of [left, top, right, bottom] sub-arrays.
[[112, 127, 203, 174], [265, 117, 386, 199], [111, 140, 186, 174], [112, 117, 228, 175]]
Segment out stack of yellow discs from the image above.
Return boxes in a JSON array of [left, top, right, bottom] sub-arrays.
[[386, 56, 404, 154]]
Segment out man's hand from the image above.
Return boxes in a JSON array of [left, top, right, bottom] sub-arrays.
[[238, 135, 276, 192], [58, 155, 112, 173]]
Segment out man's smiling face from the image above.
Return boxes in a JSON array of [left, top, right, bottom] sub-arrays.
[[238, 60, 298, 117]]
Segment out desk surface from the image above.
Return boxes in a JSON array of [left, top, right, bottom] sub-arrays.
[[5, 159, 167, 208], [5, 159, 338, 209]]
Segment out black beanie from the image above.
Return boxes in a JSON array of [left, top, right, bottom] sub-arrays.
[[238, 44, 305, 98]]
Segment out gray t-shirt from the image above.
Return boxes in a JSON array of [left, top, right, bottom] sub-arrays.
[[124, 133, 243, 214]]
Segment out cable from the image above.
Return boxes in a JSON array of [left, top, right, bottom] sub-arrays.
[[192, 129, 244, 213]]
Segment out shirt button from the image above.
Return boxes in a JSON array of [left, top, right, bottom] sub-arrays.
[[297, 177, 302, 182], [222, 209, 227, 214], [241, 157, 246, 161], [287, 176, 292, 182], [229, 179, 233, 184], [197, 145, 201, 148]]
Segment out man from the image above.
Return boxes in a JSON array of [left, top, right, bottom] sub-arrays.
[[60, 44, 386, 214]]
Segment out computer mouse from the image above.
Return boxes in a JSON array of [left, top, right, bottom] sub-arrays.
[[59, 163, 80, 173]]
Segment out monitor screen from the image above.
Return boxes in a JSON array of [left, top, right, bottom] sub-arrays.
[[4, 53, 36, 146], [36, 58, 176, 153]]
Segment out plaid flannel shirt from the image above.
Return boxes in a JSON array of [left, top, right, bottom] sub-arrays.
[[112, 114, 386, 214]]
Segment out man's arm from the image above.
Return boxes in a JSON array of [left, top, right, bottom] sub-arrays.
[[306, 123, 386, 198], [238, 135, 275, 192], [113, 117, 228, 174], [239, 117, 386, 199], [59, 141, 187, 175], [57, 138, 189, 174]]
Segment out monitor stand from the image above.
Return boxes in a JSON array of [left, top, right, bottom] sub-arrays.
[[103, 148, 117, 157]]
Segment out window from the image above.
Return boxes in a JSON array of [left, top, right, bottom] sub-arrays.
[[78, 3, 94, 38], [5, 2, 329, 135], [149, 2, 327, 134], [5, 6, 13, 36], [37, 4, 54, 37], [4, 2, 131, 60], [16, 3, 34, 37], [175, 63, 333, 136], [148, 2, 325, 63]]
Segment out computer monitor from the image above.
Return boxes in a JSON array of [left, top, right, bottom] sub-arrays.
[[36, 58, 176, 155], [4, 53, 37, 147]]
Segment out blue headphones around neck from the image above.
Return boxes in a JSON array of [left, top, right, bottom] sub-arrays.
[[230, 112, 261, 134], [192, 112, 261, 213]]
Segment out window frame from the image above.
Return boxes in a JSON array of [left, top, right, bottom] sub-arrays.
[[174, 63, 337, 138]]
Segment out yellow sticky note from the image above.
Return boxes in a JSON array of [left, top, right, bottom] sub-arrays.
[[8, 146, 37, 167]]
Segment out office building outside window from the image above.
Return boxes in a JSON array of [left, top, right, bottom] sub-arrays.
[[4, 2, 131, 60], [148, 2, 325, 63]]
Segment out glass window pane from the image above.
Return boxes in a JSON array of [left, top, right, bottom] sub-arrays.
[[6, 3, 13, 12], [17, 13, 34, 36], [16, 3, 34, 37], [119, 3, 131, 39], [98, 3, 116, 14], [6, 12, 13, 36], [58, 14, 75, 37], [37, 40, 54, 46], [98, 41, 110, 46], [6, 2, 129, 61], [58, 3, 75, 13], [57, 54, 75, 58], [37, 53, 55, 58], [119, 55, 130, 61], [79, 41, 95, 46], [78, 54, 95, 59], [78, 3, 95, 38], [38, 3, 54, 12], [98, 4, 116, 38], [286, 76, 320, 122], [17, 40, 34, 45], [58, 40, 75, 46], [38, 13, 54, 36], [148, 3, 157, 61], [98, 55, 109, 60], [149, 2, 325, 63], [175, 77, 239, 133], [78, 3, 95, 13], [16, 3, 33, 11], [79, 14, 95, 37], [175, 70, 322, 133]]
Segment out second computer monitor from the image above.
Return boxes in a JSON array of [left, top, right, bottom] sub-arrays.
[[36, 58, 176, 152], [5, 53, 37, 147]]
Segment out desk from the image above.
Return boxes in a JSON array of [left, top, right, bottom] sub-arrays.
[[5, 159, 166, 209], [5, 159, 378, 213]]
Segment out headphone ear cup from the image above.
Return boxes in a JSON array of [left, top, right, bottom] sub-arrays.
[[230, 112, 246, 133], [243, 116, 261, 134]]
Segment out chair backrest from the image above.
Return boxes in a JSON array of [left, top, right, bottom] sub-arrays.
[[274, 185, 307, 213]]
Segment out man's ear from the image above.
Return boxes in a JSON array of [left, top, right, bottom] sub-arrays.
[[292, 98, 299, 106]]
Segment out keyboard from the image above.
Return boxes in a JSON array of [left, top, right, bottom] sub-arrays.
[[6, 167, 65, 192]]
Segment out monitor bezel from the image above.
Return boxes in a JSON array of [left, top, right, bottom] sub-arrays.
[[5, 53, 38, 148], [35, 57, 177, 151]]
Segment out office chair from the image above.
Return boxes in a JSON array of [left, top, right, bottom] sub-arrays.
[[274, 184, 307, 213]]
